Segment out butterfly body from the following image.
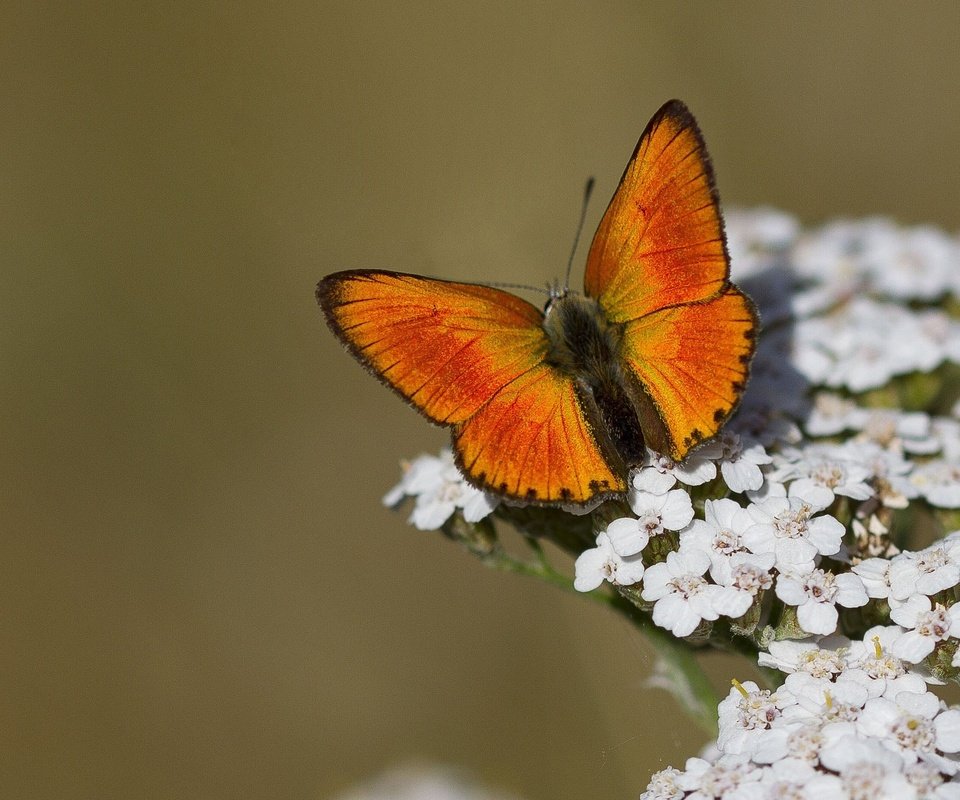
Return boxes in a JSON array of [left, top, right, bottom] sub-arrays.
[[541, 291, 648, 470], [319, 100, 758, 507]]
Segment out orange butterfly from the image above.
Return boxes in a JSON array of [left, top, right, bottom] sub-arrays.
[[318, 100, 757, 507]]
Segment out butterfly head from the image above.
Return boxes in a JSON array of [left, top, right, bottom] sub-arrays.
[[544, 280, 571, 315]]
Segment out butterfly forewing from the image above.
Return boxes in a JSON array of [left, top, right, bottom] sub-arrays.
[[584, 100, 729, 322], [582, 99, 756, 460], [318, 270, 624, 504], [319, 271, 549, 424]]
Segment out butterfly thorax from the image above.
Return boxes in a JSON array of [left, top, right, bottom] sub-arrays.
[[542, 292, 647, 468], [543, 293, 621, 378]]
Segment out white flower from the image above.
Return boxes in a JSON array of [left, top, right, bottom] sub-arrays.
[[632, 448, 717, 495], [743, 496, 845, 573], [334, 765, 540, 800], [744, 475, 787, 506], [857, 692, 960, 772], [904, 761, 960, 799], [854, 443, 919, 509], [777, 443, 874, 508], [792, 298, 944, 392], [936, 710, 960, 756], [714, 432, 772, 493], [573, 530, 645, 592], [852, 557, 894, 599], [805, 392, 864, 436], [790, 221, 865, 319], [748, 756, 823, 797], [790, 325, 838, 385], [890, 596, 960, 663], [856, 408, 938, 455], [817, 729, 916, 797], [641, 549, 723, 637], [604, 516, 653, 556], [460, 490, 497, 523], [726, 207, 800, 277], [934, 418, 960, 461], [680, 498, 755, 583], [910, 461, 960, 508], [711, 553, 775, 620], [638, 766, 683, 800], [753, 723, 828, 766], [674, 753, 760, 796], [784, 670, 870, 724], [775, 569, 868, 636], [889, 541, 960, 601], [384, 450, 497, 529], [841, 626, 935, 698], [920, 310, 960, 367], [757, 637, 849, 679], [717, 680, 797, 757], [628, 488, 695, 535], [862, 222, 958, 302]]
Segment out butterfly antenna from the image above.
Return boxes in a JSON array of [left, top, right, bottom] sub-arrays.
[[563, 177, 595, 291], [485, 280, 550, 296]]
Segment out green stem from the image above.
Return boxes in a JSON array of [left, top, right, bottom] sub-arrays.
[[608, 594, 721, 737], [478, 542, 721, 736], [478, 544, 620, 607]]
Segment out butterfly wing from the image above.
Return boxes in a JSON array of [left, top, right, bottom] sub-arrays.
[[617, 288, 757, 458], [318, 270, 624, 503], [584, 100, 757, 460]]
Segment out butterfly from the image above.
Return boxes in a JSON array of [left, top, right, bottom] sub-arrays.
[[317, 99, 757, 507]]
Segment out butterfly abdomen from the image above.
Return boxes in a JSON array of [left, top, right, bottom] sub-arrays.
[[543, 294, 646, 468]]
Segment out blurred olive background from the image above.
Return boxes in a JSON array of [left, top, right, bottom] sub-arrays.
[[2, 2, 959, 798]]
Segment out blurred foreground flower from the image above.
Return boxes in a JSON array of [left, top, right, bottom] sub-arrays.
[[331, 764, 523, 800]]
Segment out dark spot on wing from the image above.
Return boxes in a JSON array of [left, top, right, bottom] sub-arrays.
[[713, 407, 727, 423]]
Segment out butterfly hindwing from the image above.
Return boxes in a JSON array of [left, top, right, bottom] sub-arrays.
[[455, 363, 625, 504], [620, 287, 757, 459], [318, 270, 624, 504]]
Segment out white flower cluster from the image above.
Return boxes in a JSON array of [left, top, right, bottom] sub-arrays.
[[383, 450, 498, 530], [388, 212, 960, 645], [641, 631, 960, 799], [381, 211, 960, 796], [572, 420, 960, 633], [574, 435, 874, 637], [572, 210, 960, 641], [727, 211, 960, 394], [633, 212, 960, 798]]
